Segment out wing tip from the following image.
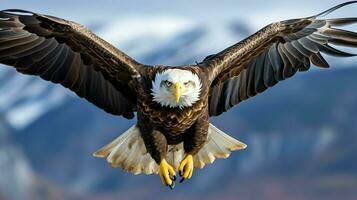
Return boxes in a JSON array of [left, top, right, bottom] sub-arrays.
[[315, 1, 357, 18], [1, 9, 35, 15]]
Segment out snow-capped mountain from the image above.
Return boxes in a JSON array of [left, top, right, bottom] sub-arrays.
[[0, 17, 357, 200]]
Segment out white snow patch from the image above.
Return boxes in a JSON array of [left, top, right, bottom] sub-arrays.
[[98, 16, 194, 47], [5, 86, 71, 129]]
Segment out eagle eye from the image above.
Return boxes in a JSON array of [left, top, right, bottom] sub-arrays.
[[184, 81, 195, 87], [163, 80, 172, 87]]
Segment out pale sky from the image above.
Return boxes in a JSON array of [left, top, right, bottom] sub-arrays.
[[2, 0, 356, 27]]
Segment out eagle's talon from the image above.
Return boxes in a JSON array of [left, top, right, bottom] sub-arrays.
[[169, 181, 175, 190], [159, 159, 176, 187], [178, 154, 194, 182], [179, 177, 185, 183]]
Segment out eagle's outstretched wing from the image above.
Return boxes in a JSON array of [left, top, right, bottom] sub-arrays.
[[205, 1, 357, 116], [0, 10, 143, 119]]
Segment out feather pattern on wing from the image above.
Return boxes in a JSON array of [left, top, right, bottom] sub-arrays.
[[0, 9, 144, 118], [205, 1, 357, 116]]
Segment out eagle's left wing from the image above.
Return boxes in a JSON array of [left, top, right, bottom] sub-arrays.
[[0, 9, 144, 118], [204, 1, 357, 116]]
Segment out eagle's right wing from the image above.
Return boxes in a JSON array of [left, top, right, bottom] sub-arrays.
[[204, 2, 357, 116], [0, 10, 144, 119]]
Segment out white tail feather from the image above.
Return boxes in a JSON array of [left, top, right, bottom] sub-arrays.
[[93, 124, 247, 175]]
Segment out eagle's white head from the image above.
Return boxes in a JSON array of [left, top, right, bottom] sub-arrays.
[[151, 69, 202, 108]]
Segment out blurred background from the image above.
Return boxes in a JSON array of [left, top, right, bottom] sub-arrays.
[[1, 0, 357, 199]]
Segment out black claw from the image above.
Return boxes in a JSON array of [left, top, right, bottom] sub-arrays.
[[180, 177, 185, 183], [179, 170, 183, 176], [169, 181, 175, 190], [171, 175, 176, 181]]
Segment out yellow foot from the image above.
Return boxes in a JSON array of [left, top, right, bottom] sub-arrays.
[[159, 159, 176, 189], [178, 154, 194, 183]]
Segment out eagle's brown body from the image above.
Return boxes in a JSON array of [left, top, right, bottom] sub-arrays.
[[1, 1, 357, 188], [137, 66, 210, 162]]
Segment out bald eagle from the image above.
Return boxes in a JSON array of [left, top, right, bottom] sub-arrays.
[[1, 2, 357, 189]]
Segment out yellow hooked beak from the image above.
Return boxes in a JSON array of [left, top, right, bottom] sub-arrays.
[[174, 82, 181, 103]]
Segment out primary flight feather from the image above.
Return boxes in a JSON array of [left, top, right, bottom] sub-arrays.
[[0, 1, 356, 189]]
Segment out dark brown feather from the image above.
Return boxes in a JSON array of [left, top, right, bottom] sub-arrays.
[[0, 9, 144, 118], [135, 66, 210, 163], [205, 2, 357, 116]]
